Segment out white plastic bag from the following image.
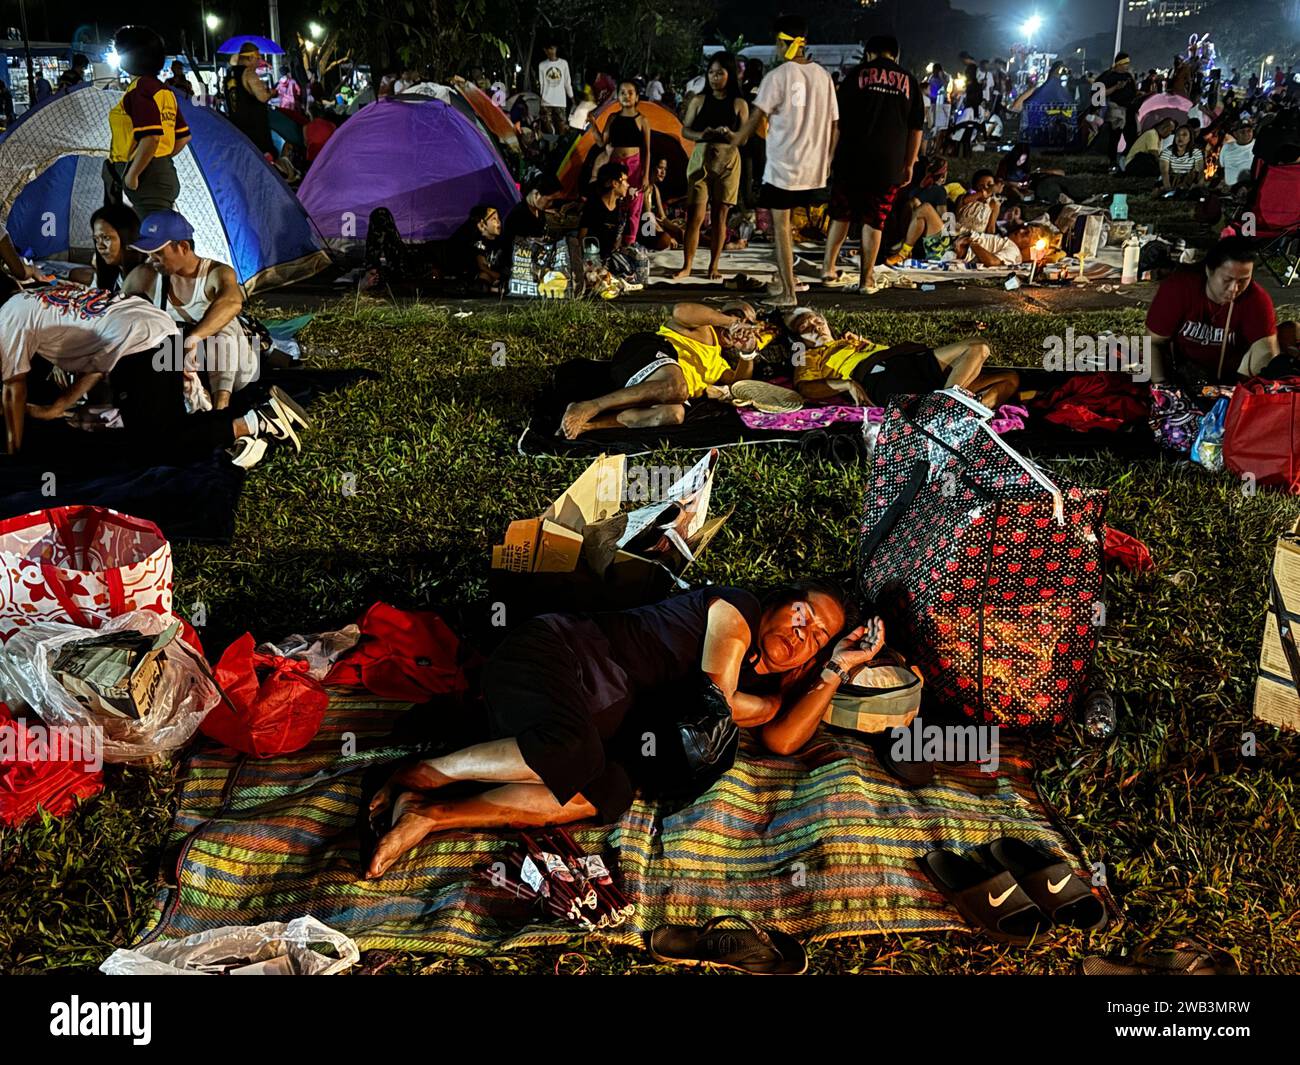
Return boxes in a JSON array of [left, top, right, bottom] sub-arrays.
[[0, 610, 219, 763], [100, 916, 360, 975], [256, 624, 361, 681]]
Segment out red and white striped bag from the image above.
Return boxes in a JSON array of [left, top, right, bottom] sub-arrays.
[[0, 507, 173, 642]]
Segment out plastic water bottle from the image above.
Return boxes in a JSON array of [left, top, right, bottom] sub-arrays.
[[1121, 235, 1140, 285], [1111, 193, 1129, 221], [1082, 689, 1116, 739]]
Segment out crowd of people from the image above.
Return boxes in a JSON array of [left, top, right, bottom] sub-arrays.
[[1, 16, 1296, 473]]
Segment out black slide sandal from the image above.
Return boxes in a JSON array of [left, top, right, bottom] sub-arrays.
[[648, 916, 808, 975], [918, 848, 1051, 945], [981, 836, 1108, 933]]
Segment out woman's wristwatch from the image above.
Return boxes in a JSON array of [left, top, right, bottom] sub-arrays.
[[822, 658, 853, 685]]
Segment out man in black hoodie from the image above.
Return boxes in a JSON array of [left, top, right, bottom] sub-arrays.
[[822, 35, 923, 293]]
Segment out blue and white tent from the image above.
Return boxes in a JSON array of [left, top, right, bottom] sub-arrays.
[[0, 85, 328, 293]]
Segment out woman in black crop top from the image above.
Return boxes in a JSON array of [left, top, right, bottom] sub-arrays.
[[673, 52, 749, 282], [364, 580, 885, 878], [588, 81, 652, 247]]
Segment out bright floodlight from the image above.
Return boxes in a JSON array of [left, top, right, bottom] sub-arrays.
[[205, 13, 220, 31], [107, 49, 120, 69], [1267, 55, 1275, 64], [310, 22, 324, 39], [1022, 14, 1043, 38]]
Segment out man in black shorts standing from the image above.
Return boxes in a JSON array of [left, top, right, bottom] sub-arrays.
[[823, 35, 923, 294], [731, 14, 838, 308]]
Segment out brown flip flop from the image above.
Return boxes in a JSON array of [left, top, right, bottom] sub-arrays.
[[648, 915, 808, 975]]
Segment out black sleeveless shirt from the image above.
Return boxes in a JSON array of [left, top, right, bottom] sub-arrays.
[[223, 66, 272, 152], [538, 585, 778, 718], [608, 113, 642, 148], [690, 93, 741, 133]]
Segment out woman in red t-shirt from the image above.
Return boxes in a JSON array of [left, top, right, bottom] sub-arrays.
[[1146, 236, 1278, 385]]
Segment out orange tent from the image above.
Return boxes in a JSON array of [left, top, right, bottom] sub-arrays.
[[453, 78, 520, 154], [557, 99, 692, 196]]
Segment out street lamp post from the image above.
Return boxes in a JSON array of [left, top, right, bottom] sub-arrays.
[[17, 0, 36, 108], [205, 13, 220, 67], [268, 0, 282, 81]]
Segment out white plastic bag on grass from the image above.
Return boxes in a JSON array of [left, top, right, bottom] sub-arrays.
[[0, 610, 219, 763], [100, 916, 360, 975]]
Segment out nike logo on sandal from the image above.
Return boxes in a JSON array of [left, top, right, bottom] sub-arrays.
[[988, 884, 1017, 907]]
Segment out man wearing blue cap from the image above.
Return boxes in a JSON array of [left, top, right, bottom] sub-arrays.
[[123, 210, 256, 410]]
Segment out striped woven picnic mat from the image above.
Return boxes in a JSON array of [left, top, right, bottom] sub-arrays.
[[137, 692, 1084, 955]]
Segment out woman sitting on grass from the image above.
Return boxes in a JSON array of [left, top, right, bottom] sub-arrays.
[[1160, 125, 1206, 192], [365, 580, 884, 878], [67, 205, 146, 292], [785, 307, 1020, 409]]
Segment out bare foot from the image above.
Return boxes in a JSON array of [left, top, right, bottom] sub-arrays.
[[368, 759, 453, 819], [707, 267, 723, 280], [366, 791, 439, 879], [560, 400, 598, 439], [670, 266, 693, 281]]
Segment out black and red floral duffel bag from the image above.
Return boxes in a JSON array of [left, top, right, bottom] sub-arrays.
[[857, 389, 1107, 727]]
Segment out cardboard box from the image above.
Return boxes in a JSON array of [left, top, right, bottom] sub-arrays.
[[52, 621, 181, 721], [1253, 519, 1300, 730], [490, 451, 729, 615]]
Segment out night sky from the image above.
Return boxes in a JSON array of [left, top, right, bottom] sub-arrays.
[[9, 0, 1139, 48]]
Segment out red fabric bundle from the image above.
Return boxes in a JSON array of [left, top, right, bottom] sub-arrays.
[[325, 603, 468, 701], [1103, 527, 1155, 572], [0, 703, 103, 827], [1035, 373, 1150, 433], [202, 634, 329, 758]]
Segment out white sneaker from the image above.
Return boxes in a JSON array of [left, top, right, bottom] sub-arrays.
[[229, 435, 269, 469], [268, 386, 309, 430], [255, 400, 302, 453]]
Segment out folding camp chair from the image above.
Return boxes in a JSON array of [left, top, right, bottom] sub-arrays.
[[1226, 160, 1300, 286]]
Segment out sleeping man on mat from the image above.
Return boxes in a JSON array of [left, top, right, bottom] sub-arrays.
[[559, 301, 766, 439], [784, 307, 1021, 409]]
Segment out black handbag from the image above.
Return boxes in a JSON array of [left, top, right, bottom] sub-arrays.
[[674, 674, 739, 791]]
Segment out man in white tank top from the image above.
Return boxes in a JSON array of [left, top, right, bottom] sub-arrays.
[[122, 210, 259, 409]]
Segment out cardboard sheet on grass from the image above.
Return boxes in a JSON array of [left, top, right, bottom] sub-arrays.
[[647, 244, 1121, 287], [1253, 516, 1300, 731], [137, 693, 1093, 954]]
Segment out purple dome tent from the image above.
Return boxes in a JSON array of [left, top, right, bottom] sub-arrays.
[[297, 97, 519, 251]]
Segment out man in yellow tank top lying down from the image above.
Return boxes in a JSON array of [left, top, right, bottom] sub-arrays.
[[784, 307, 1020, 409], [559, 301, 764, 438]]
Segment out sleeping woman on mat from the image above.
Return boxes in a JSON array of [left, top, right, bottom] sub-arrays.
[[364, 580, 886, 878]]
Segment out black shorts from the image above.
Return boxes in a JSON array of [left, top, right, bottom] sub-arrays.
[[481, 619, 633, 824], [850, 342, 945, 405], [914, 184, 949, 210], [608, 331, 679, 389], [758, 182, 819, 210]]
